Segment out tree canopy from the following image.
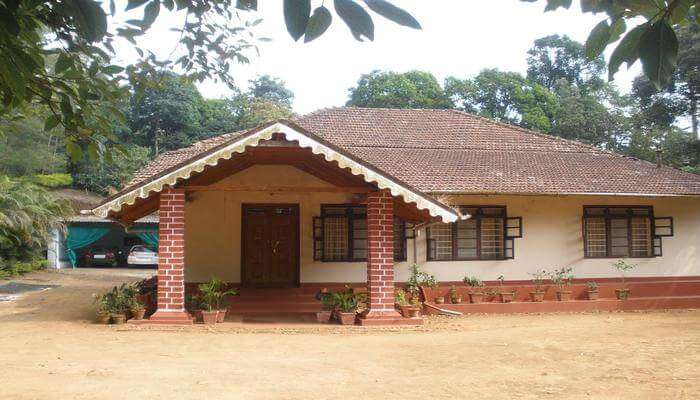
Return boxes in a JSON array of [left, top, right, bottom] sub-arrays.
[[347, 70, 453, 109]]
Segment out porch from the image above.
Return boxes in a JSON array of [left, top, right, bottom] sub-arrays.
[[98, 123, 460, 326]]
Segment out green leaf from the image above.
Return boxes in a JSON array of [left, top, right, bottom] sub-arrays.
[[608, 24, 646, 80], [126, 0, 150, 11], [544, 0, 572, 12], [609, 17, 626, 43], [44, 115, 60, 131], [334, 0, 374, 41], [363, 0, 420, 29], [69, 0, 108, 43], [142, 0, 160, 29], [669, 0, 693, 24], [284, 0, 311, 41], [639, 19, 679, 89], [304, 6, 332, 42], [54, 53, 73, 74], [585, 19, 610, 60], [66, 141, 83, 163], [102, 65, 124, 74]]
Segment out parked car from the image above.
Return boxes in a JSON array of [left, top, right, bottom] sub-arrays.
[[84, 247, 118, 267], [127, 245, 158, 267]]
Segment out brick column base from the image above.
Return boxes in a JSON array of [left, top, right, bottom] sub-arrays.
[[144, 188, 192, 325], [359, 190, 406, 325]]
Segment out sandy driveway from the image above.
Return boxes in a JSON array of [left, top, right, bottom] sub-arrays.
[[0, 269, 698, 400]]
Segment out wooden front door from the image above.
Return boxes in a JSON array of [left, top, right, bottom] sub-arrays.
[[241, 204, 300, 287]]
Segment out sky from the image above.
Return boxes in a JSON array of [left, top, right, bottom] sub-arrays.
[[114, 1, 642, 114]]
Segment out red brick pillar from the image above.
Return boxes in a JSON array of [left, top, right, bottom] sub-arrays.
[[361, 190, 402, 324], [147, 188, 192, 324]]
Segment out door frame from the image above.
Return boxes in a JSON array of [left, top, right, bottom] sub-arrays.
[[240, 203, 301, 288]]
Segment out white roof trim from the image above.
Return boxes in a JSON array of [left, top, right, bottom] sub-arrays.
[[90, 122, 460, 222]]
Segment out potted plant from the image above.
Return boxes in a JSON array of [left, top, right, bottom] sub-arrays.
[[197, 279, 221, 325], [585, 281, 599, 300], [93, 292, 112, 324], [331, 285, 359, 325], [395, 288, 419, 317], [463, 276, 485, 303], [129, 298, 146, 320], [549, 267, 574, 301], [449, 285, 462, 304], [423, 274, 442, 304], [103, 284, 129, 324], [528, 269, 548, 302], [612, 259, 636, 300], [496, 275, 516, 303], [315, 288, 333, 323], [212, 278, 239, 323]]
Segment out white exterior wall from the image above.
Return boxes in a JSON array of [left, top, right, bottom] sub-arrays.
[[184, 165, 700, 283]]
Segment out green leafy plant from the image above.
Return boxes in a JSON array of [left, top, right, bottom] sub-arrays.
[[449, 285, 459, 301], [528, 269, 549, 293], [316, 289, 333, 311], [197, 277, 239, 312], [394, 288, 409, 306], [330, 285, 360, 313], [549, 267, 574, 293], [463, 276, 485, 290], [612, 259, 637, 289], [586, 281, 599, 292]]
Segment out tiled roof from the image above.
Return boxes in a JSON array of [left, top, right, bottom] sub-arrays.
[[124, 107, 700, 196]]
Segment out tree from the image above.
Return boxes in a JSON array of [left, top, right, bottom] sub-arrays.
[[0, 108, 66, 177], [445, 69, 558, 132], [71, 144, 151, 195], [127, 73, 205, 155], [551, 80, 628, 148], [0, 176, 72, 263], [526, 35, 605, 93], [347, 70, 453, 109], [248, 75, 295, 109], [0, 0, 420, 162], [524, 0, 698, 89]]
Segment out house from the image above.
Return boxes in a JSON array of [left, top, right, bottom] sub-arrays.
[[87, 107, 700, 325]]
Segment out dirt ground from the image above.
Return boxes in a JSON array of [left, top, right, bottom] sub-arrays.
[[0, 269, 698, 400]]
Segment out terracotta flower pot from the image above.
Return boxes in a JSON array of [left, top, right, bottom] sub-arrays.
[[316, 310, 332, 323], [498, 292, 515, 303], [111, 313, 126, 325], [408, 307, 420, 318], [434, 296, 445, 304], [556, 291, 572, 301], [201, 310, 218, 325], [216, 309, 227, 323], [586, 290, 599, 300], [96, 311, 110, 324], [529, 291, 545, 302], [451, 296, 462, 304], [469, 293, 484, 303], [615, 288, 631, 300], [130, 307, 146, 320], [337, 312, 356, 325]]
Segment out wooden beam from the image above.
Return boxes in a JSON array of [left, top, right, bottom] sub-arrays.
[[183, 185, 373, 193]]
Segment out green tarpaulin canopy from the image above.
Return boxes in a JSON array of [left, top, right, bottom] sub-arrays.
[[64, 226, 109, 268]]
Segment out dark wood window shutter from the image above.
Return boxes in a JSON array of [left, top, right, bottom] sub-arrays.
[[654, 217, 674, 237], [313, 217, 323, 261]]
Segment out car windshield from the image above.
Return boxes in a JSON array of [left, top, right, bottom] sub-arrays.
[[131, 246, 155, 253]]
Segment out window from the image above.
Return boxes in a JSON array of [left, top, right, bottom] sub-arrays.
[[427, 206, 521, 261], [583, 206, 673, 258], [313, 205, 407, 262]]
